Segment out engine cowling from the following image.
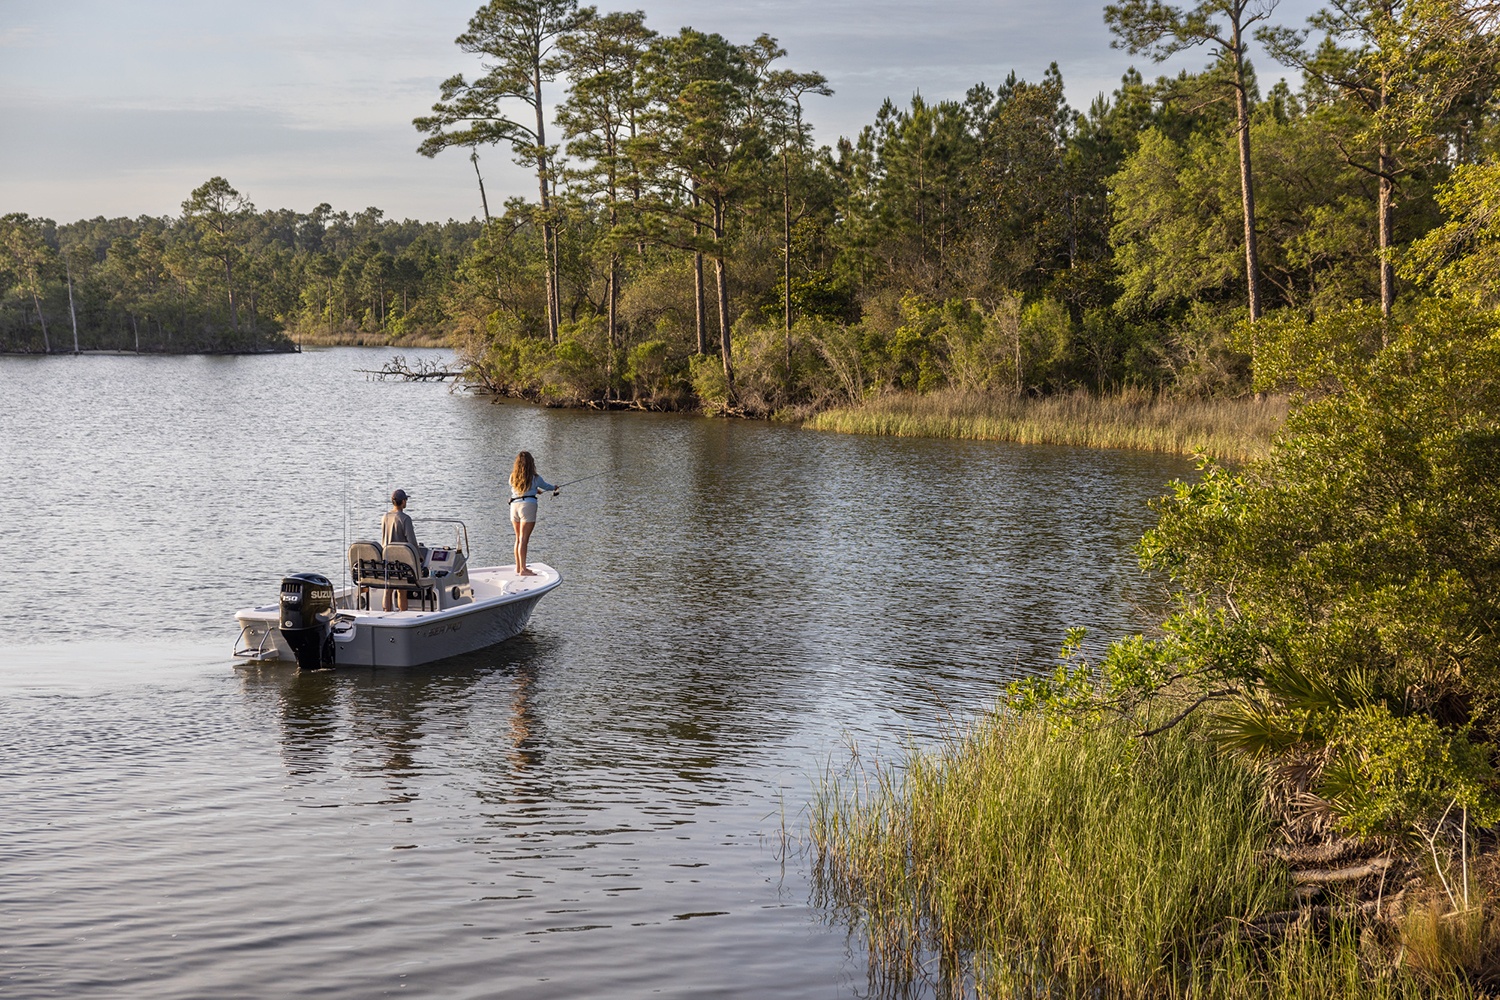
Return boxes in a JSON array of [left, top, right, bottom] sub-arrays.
[[278, 573, 335, 670]]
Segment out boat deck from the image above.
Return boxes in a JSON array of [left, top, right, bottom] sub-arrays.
[[341, 563, 559, 623]]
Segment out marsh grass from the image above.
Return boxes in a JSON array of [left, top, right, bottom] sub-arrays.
[[802, 389, 1287, 462], [291, 327, 449, 348], [812, 711, 1468, 999], [1399, 894, 1500, 985]]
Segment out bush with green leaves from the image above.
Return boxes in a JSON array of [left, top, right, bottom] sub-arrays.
[[1020, 301, 1500, 838]]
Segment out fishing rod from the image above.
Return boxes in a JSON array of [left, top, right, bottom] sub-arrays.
[[547, 469, 613, 494]]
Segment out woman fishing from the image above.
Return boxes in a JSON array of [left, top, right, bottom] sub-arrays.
[[508, 450, 556, 576]]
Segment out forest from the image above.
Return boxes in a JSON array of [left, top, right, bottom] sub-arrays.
[[4, 0, 1497, 413], [0, 194, 479, 355]]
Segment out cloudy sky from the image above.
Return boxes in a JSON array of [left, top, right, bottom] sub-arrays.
[[1, 0, 1318, 224]]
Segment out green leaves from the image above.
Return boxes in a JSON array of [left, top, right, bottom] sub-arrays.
[[415, 0, 582, 162], [1122, 302, 1500, 836], [1320, 707, 1499, 837], [1404, 162, 1500, 307], [1110, 129, 1244, 312]]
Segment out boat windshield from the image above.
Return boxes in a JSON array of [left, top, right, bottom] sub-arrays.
[[412, 517, 470, 554]]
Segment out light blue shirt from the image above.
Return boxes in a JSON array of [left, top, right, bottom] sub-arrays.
[[509, 475, 555, 503]]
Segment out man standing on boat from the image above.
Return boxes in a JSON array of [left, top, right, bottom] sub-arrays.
[[381, 489, 421, 611]]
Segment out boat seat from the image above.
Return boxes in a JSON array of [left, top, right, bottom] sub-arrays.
[[379, 542, 435, 611], [349, 540, 435, 610], [349, 540, 385, 587]]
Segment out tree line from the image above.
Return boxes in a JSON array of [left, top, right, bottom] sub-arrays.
[[5, 0, 1499, 414], [0, 186, 480, 353]]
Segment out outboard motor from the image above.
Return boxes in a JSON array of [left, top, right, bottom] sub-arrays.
[[278, 573, 336, 670]]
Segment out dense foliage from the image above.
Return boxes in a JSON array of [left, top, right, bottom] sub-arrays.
[[1014, 302, 1500, 845], [6, 0, 1496, 395]]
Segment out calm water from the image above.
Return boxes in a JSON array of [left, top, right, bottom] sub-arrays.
[[0, 349, 1191, 999]]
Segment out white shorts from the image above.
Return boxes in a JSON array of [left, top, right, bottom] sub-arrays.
[[510, 500, 538, 524]]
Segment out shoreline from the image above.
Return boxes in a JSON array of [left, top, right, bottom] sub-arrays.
[[0, 346, 1284, 461], [815, 707, 1500, 998], [801, 388, 1285, 462], [290, 330, 450, 348]]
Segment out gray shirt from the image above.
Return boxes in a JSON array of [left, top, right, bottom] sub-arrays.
[[381, 508, 419, 551]]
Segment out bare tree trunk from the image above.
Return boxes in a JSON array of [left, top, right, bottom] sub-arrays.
[[472, 150, 492, 223], [607, 244, 618, 398], [782, 145, 793, 382], [1015, 331, 1023, 396], [714, 202, 734, 398], [1378, 145, 1394, 318], [692, 183, 706, 355], [550, 196, 563, 330], [225, 259, 239, 333], [1232, 36, 1262, 326], [30, 285, 49, 353], [533, 66, 559, 344], [715, 256, 734, 394], [66, 259, 80, 354]]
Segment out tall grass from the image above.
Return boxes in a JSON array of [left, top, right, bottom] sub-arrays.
[[802, 389, 1287, 462], [812, 710, 1469, 998]]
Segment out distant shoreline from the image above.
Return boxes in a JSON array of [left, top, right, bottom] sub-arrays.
[[0, 346, 299, 357], [0, 335, 446, 356], [0, 346, 1284, 462]]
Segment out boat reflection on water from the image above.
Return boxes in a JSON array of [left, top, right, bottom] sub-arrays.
[[235, 638, 551, 795]]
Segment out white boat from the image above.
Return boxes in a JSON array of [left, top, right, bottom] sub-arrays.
[[233, 518, 560, 669]]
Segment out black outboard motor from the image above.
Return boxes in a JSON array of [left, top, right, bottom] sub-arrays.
[[278, 573, 336, 670]]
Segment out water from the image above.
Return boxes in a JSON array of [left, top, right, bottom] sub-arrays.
[[0, 349, 1192, 998]]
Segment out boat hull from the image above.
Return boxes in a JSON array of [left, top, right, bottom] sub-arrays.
[[328, 591, 544, 667], [234, 564, 559, 668]]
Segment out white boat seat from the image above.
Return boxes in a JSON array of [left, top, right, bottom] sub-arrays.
[[349, 540, 385, 586], [378, 542, 435, 610], [381, 543, 427, 587], [349, 540, 435, 610]]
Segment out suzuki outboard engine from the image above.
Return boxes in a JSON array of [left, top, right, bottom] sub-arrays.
[[278, 573, 336, 670]]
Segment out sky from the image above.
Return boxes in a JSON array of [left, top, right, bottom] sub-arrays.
[[0, 0, 1320, 225]]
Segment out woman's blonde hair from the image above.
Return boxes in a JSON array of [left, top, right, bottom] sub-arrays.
[[510, 451, 536, 495]]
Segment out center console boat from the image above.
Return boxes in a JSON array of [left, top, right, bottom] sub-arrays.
[[233, 518, 560, 669]]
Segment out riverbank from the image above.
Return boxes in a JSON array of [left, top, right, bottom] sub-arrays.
[[813, 709, 1500, 998], [801, 389, 1286, 462]]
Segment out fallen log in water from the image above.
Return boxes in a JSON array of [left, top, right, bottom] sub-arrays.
[[358, 354, 463, 381]]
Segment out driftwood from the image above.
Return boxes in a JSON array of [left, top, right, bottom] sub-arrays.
[[1270, 839, 1370, 866], [358, 354, 463, 381], [1211, 895, 1399, 944], [1290, 857, 1393, 886]]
